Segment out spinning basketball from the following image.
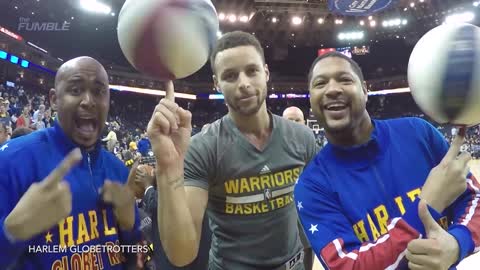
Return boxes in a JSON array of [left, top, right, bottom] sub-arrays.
[[117, 0, 219, 80], [408, 23, 480, 126]]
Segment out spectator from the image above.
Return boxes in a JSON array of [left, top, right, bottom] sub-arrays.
[[102, 125, 118, 152], [32, 104, 46, 124], [16, 104, 32, 129], [0, 122, 8, 145], [137, 132, 151, 157], [0, 102, 11, 127], [43, 109, 55, 128]]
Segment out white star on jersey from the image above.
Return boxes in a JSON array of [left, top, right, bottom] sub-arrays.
[[0, 144, 8, 151], [297, 201, 303, 210], [309, 224, 318, 234]]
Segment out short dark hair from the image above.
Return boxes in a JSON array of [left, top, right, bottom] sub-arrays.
[[308, 52, 365, 86], [11, 127, 33, 139], [210, 31, 265, 74]]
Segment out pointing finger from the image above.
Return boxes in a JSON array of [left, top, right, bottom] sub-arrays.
[[164, 81, 175, 102], [44, 148, 82, 188], [442, 127, 466, 164]]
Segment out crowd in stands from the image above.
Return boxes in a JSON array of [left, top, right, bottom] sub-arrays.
[[0, 79, 479, 163]]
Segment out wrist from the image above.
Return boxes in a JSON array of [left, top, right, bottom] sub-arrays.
[[419, 193, 445, 213], [4, 214, 26, 241], [448, 234, 461, 266]]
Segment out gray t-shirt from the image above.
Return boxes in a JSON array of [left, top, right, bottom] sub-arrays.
[[184, 114, 318, 270]]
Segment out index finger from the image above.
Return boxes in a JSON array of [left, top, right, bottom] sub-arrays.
[[43, 148, 82, 188], [164, 81, 175, 102], [442, 126, 466, 164]]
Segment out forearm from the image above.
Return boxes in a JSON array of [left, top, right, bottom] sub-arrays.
[[156, 171, 200, 267]]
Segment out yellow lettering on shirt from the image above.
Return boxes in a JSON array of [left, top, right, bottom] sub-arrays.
[[373, 204, 389, 235], [367, 214, 381, 241], [407, 188, 421, 202], [353, 220, 369, 242], [76, 213, 90, 245], [394, 196, 406, 215], [88, 210, 100, 241], [59, 216, 74, 247]]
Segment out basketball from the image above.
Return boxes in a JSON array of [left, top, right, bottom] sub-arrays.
[[408, 23, 480, 126], [117, 0, 219, 80]]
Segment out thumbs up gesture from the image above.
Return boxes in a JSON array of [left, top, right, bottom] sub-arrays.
[[4, 148, 82, 241], [406, 200, 460, 270]]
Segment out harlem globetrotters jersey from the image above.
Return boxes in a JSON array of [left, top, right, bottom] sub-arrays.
[[184, 114, 318, 270]]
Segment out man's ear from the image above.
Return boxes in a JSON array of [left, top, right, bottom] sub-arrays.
[[362, 81, 368, 103], [49, 88, 58, 111], [213, 75, 222, 93], [264, 64, 270, 82]]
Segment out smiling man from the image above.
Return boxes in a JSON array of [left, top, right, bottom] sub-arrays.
[[0, 57, 141, 270], [294, 52, 480, 270], [147, 31, 318, 270]]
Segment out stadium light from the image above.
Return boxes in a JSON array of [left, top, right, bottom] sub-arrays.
[[445, 12, 475, 24], [272, 17, 278, 23], [80, 0, 111, 15], [382, 18, 407, 28], [318, 18, 324, 24], [228, 14, 237, 23], [292, 16, 302, 25], [239, 15, 249, 23], [338, 31, 364, 41], [218, 13, 226, 20]]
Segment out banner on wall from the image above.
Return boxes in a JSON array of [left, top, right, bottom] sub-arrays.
[[328, 0, 397, 16]]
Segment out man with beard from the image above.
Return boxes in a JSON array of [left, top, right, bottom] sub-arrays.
[[294, 52, 480, 269], [0, 57, 141, 270], [146, 31, 318, 270]]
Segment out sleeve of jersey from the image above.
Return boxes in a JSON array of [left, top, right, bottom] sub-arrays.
[[446, 172, 480, 263], [303, 127, 320, 164], [294, 174, 440, 270], [0, 151, 33, 266], [184, 135, 211, 190]]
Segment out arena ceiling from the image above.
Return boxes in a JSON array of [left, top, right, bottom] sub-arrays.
[[0, 0, 478, 90]]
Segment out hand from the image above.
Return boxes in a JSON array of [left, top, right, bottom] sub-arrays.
[[4, 148, 82, 241], [136, 165, 155, 189], [406, 200, 459, 270], [420, 127, 471, 212], [101, 180, 136, 231], [146, 81, 192, 173]]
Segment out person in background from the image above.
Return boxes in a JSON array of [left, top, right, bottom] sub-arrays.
[[43, 109, 55, 128], [282, 106, 306, 125], [282, 106, 321, 270], [0, 122, 8, 145], [15, 105, 32, 129], [137, 132, 151, 157], [0, 102, 11, 128], [103, 124, 118, 152]]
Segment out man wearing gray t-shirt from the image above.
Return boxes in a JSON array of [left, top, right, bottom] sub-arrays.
[[146, 31, 318, 270]]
